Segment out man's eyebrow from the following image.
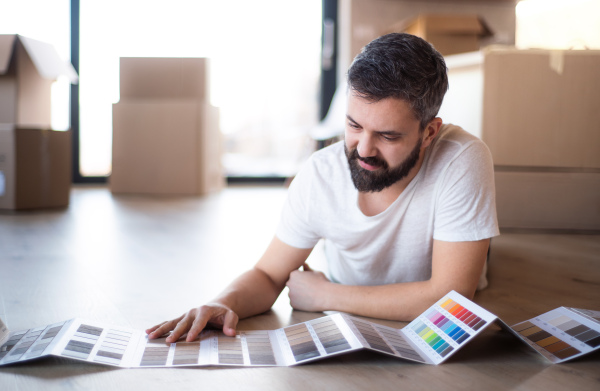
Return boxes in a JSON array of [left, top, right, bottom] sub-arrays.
[[377, 130, 403, 136], [346, 114, 404, 135], [346, 114, 360, 126]]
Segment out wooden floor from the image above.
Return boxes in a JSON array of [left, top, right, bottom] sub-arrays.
[[0, 185, 599, 390]]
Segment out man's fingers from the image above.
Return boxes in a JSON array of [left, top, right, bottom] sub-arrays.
[[146, 316, 184, 339], [166, 313, 196, 343], [185, 307, 214, 342], [147, 304, 240, 342], [222, 310, 239, 337]]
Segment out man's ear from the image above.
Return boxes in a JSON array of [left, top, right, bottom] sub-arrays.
[[422, 117, 443, 148]]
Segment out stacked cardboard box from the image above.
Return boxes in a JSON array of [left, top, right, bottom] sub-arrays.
[[482, 47, 600, 231], [0, 35, 77, 210], [111, 57, 224, 195]]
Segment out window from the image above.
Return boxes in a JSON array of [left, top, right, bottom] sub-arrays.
[[79, 0, 322, 178]]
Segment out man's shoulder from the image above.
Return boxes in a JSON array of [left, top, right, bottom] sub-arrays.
[[436, 124, 481, 146], [432, 124, 492, 161], [293, 140, 348, 187], [308, 140, 347, 170]]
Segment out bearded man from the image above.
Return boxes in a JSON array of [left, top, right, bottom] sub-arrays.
[[147, 33, 499, 342]]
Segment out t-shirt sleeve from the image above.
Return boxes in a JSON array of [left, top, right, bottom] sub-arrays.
[[275, 156, 322, 249], [433, 140, 500, 242]]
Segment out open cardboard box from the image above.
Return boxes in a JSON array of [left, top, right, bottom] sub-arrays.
[[0, 35, 77, 210], [387, 14, 493, 56], [0, 34, 78, 128]]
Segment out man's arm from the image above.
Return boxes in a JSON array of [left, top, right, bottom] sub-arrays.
[[286, 238, 490, 321], [146, 236, 312, 342]]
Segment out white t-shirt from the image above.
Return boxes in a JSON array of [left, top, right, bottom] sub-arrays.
[[276, 124, 499, 286]]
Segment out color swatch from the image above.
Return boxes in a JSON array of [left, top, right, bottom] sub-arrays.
[[375, 324, 425, 363], [309, 316, 352, 355], [403, 291, 497, 364], [509, 307, 600, 363], [283, 323, 321, 363], [172, 342, 200, 366], [1, 291, 598, 368], [348, 317, 395, 354], [242, 330, 277, 365], [62, 324, 103, 360], [218, 334, 244, 365], [139, 339, 170, 366]]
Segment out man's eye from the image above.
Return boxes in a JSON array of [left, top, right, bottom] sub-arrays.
[[382, 135, 399, 141]]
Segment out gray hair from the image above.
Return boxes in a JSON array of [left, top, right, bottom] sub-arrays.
[[347, 33, 449, 130]]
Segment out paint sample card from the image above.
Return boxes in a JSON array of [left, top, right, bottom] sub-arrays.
[[275, 313, 363, 366], [0, 292, 499, 368], [2, 291, 598, 368], [0, 318, 145, 367], [509, 307, 600, 363], [0, 320, 72, 365], [402, 290, 498, 364]]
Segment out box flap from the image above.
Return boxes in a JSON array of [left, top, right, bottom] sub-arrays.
[[18, 35, 78, 84], [425, 14, 492, 37], [0, 35, 17, 75], [13, 35, 78, 84], [396, 14, 493, 37]]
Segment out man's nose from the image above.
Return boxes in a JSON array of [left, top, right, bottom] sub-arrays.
[[357, 133, 377, 157]]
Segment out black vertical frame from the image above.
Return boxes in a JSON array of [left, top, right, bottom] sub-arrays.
[[70, 0, 106, 183], [320, 0, 338, 122]]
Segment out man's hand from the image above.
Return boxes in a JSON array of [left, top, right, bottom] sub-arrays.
[[146, 303, 239, 342], [145, 237, 313, 341], [286, 263, 331, 312]]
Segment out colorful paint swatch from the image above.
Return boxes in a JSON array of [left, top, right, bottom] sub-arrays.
[[410, 319, 454, 357], [402, 290, 499, 364], [439, 299, 487, 331]]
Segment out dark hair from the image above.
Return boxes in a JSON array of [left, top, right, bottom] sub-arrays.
[[347, 33, 449, 130]]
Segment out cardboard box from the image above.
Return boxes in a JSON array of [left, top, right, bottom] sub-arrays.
[[0, 35, 78, 128], [495, 171, 600, 231], [119, 57, 209, 100], [388, 14, 492, 56], [482, 47, 600, 169], [480, 47, 600, 231], [0, 125, 71, 210], [111, 100, 223, 195]]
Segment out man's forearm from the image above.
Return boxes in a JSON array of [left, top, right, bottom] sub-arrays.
[[213, 267, 285, 320], [321, 280, 444, 321], [289, 239, 490, 321]]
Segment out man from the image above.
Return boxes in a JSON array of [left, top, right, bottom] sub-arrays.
[[146, 33, 499, 342]]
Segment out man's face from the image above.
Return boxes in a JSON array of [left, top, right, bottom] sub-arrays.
[[344, 94, 425, 193]]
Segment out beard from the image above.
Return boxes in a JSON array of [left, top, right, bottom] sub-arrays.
[[344, 138, 422, 193]]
